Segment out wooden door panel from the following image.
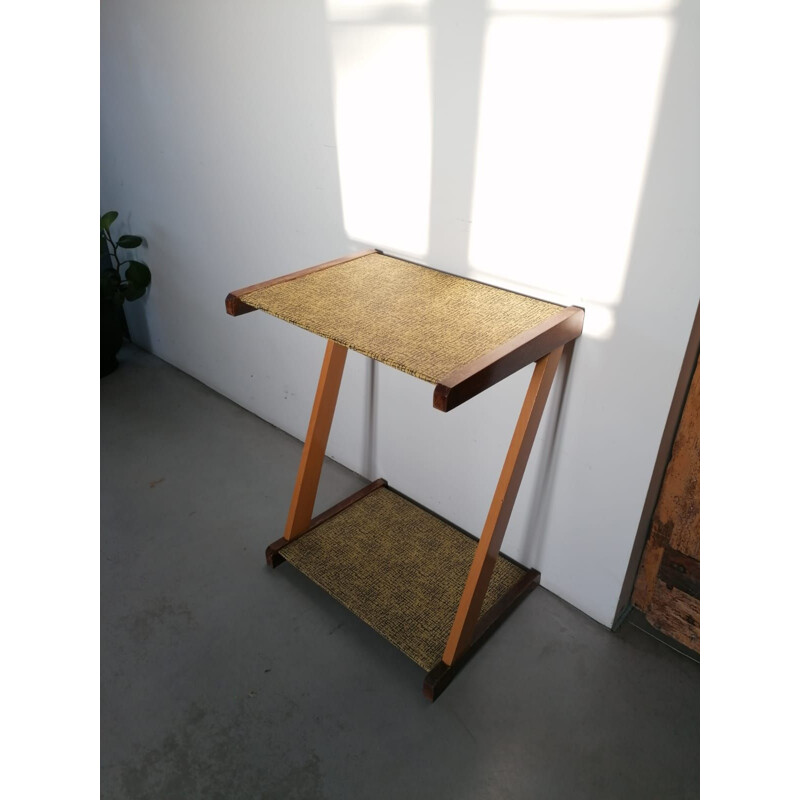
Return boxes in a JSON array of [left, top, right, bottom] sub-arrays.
[[633, 358, 699, 652]]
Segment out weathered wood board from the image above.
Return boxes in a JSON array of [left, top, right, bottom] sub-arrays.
[[633, 358, 699, 652]]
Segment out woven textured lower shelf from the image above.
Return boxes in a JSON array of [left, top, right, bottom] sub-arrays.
[[280, 486, 527, 671]]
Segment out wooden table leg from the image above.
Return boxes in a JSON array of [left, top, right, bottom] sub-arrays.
[[283, 339, 348, 541], [442, 346, 564, 666]]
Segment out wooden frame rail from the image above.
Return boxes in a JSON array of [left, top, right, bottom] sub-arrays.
[[226, 250, 378, 317], [433, 310, 581, 411]]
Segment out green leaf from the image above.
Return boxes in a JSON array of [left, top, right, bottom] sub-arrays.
[[124, 283, 146, 302], [117, 235, 143, 249], [112, 289, 126, 306], [100, 211, 118, 231], [125, 261, 151, 288]]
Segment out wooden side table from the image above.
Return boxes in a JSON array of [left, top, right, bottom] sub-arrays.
[[227, 249, 583, 700]]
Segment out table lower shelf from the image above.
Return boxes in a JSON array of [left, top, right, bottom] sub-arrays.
[[267, 482, 539, 674]]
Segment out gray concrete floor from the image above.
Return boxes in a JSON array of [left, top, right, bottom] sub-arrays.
[[101, 345, 699, 800]]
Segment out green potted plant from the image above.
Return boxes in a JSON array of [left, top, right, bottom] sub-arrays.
[[100, 211, 152, 377]]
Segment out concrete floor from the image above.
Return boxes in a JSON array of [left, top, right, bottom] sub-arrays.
[[101, 345, 699, 799]]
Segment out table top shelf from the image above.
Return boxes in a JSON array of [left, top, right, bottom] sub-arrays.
[[227, 249, 583, 411], [228, 249, 572, 699]]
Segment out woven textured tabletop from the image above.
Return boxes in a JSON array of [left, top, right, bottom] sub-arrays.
[[280, 487, 526, 671], [240, 253, 563, 384]]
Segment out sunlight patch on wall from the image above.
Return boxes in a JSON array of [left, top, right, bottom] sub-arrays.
[[467, 7, 674, 337], [327, 2, 432, 257]]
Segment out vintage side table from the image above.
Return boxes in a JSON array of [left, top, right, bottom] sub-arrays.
[[226, 250, 583, 700]]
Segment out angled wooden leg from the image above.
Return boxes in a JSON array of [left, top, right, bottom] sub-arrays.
[[441, 346, 564, 666], [285, 339, 348, 539], [266, 339, 347, 566]]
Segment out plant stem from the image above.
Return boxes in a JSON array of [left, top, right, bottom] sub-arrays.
[[105, 231, 122, 274]]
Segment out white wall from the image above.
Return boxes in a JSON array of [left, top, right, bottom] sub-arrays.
[[101, 0, 698, 628]]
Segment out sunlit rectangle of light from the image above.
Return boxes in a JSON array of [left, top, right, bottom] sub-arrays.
[[330, 24, 431, 256], [468, 15, 673, 306]]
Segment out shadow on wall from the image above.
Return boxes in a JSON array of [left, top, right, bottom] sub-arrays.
[[319, 0, 697, 597], [101, 0, 698, 627], [517, 0, 698, 579], [102, 0, 355, 412]]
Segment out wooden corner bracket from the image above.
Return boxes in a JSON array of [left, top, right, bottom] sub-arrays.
[[433, 306, 583, 412]]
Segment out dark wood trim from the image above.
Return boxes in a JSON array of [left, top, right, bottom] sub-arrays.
[[264, 478, 387, 568], [423, 567, 541, 702], [305, 478, 388, 534], [613, 302, 700, 628], [265, 536, 290, 568], [658, 546, 700, 600], [433, 306, 584, 412], [471, 567, 541, 643], [226, 249, 378, 316]]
